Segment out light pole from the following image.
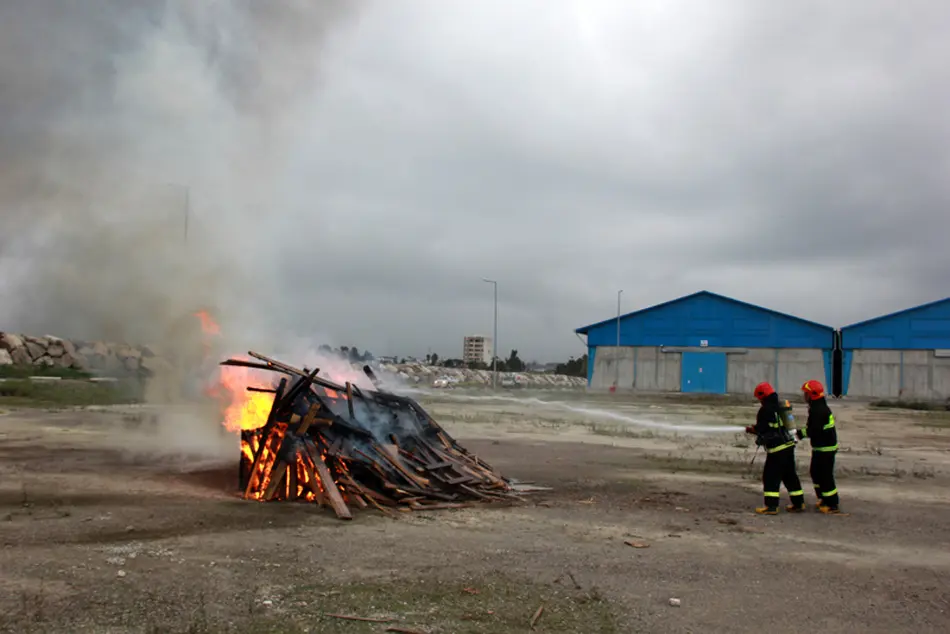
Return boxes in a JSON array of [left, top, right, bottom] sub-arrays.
[[616, 289, 623, 388], [483, 278, 498, 390], [166, 182, 190, 244]]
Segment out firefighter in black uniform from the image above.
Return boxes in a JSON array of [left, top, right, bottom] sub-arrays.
[[797, 380, 841, 513], [745, 382, 805, 515]]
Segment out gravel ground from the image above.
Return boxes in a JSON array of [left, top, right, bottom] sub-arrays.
[[1, 392, 949, 633]]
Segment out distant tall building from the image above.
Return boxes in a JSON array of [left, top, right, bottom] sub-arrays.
[[462, 335, 493, 365]]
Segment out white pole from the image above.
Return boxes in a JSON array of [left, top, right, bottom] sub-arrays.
[[616, 289, 623, 387], [483, 278, 498, 390]]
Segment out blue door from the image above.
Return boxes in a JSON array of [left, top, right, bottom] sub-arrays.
[[681, 352, 727, 394]]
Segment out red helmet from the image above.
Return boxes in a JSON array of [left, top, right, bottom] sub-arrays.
[[754, 382, 775, 400], [801, 380, 825, 401]]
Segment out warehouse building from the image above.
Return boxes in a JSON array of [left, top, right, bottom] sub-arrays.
[[575, 291, 835, 395], [839, 297, 950, 400]]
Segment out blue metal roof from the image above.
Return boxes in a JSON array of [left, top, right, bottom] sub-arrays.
[[840, 296, 950, 350], [575, 290, 835, 350]]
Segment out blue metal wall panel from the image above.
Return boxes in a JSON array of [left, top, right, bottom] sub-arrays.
[[681, 352, 727, 394], [580, 291, 835, 350], [840, 297, 950, 350]]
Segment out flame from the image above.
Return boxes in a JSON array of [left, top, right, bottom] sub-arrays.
[[211, 364, 275, 432], [194, 310, 221, 335]]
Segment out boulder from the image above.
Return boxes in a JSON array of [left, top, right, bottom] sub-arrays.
[[124, 356, 140, 371], [25, 341, 46, 361], [47, 342, 66, 358], [10, 346, 32, 366], [35, 356, 55, 368], [61, 339, 78, 357], [0, 333, 25, 351], [0, 349, 12, 366]]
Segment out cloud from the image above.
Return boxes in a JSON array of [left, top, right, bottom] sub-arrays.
[[2, 0, 949, 363]]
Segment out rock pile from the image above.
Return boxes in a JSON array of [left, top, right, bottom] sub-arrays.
[[0, 332, 157, 375], [0, 331, 587, 389], [376, 361, 587, 389]]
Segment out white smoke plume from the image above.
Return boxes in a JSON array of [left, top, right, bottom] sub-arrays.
[[0, 0, 364, 460], [0, 0, 360, 358]]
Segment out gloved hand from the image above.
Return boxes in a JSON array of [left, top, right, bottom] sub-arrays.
[[795, 429, 804, 440], [744, 426, 755, 435]]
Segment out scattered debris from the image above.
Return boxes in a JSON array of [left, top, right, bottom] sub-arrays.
[[669, 597, 681, 607], [624, 540, 650, 549], [385, 628, 428, 634], [462, 587, 479, 595], [717, 517, 739, 525], [116, 570, 126, 578], [530, 604, 545, 628]]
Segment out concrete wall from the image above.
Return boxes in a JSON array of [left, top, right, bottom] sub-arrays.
[[727, 348, 828, 396], [590, 345, 828, 395], [589, 346, 681, 391], [845, 349, 950, 400]]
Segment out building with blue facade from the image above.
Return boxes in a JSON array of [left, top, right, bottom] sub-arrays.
[[575, 291, 836, 395], [839, 297, 950, 400]]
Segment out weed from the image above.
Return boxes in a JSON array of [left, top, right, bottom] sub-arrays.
[[0, 378, 143, 408], [0, 364, 93, 380], [870, 399, 950, 412]]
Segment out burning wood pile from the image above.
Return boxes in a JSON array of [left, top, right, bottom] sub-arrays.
[[221, 352, 518, 520]]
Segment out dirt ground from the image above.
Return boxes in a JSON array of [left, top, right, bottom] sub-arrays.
[[2, 389, 950, 633]]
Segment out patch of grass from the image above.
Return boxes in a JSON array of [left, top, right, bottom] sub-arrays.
[[644, 454, 750, 476], [0, 378, 143, 408], [586, 423, 657, 439], [0, 364, 92, 380], [144, 575, 621, 634], [915, 417, 950, 429], [870, 399, 950, 412]]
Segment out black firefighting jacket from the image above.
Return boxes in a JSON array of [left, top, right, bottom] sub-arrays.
[[754, 392, 795, 453], [802, 396, 838, 452]]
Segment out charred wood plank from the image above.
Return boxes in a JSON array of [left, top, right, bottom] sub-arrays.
[[303, 444, 351, 520]]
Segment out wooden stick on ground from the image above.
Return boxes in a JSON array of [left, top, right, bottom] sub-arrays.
[[324, 613, 394, 623], [530, 604, 545, 628]]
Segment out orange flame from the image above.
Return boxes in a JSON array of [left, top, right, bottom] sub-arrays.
[[211, 364, 275, 432], [194, 310, 221, 335]]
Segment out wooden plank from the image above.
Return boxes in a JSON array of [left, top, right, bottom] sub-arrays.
[[305, 445, 351, 520], [295, 403, 321, 435], [409, 502, 472, 511], [301, 457, 326, 505], [263, 461, 288, 501], [345, 381, 356, 419], [378, 444, 431, 487], [287, 461, 298, 499]]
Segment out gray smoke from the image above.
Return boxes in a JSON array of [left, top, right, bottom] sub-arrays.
[[0, 0, 360, 358]]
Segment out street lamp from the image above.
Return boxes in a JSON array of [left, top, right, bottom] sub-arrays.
[[616, 290, 623, 388], [166, 182, 190, 244], [482, 278, 498, 390]]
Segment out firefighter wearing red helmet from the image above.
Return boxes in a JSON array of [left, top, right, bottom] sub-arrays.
[[744, 381, 805, 515], [797, 380, 841, 513]]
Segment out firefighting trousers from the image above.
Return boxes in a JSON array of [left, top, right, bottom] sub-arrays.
[[809, 450, 839, 507], [762, 447, 804, 509]]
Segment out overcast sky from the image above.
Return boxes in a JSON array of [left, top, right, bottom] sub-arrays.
[[1, 0, 949, 363]]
